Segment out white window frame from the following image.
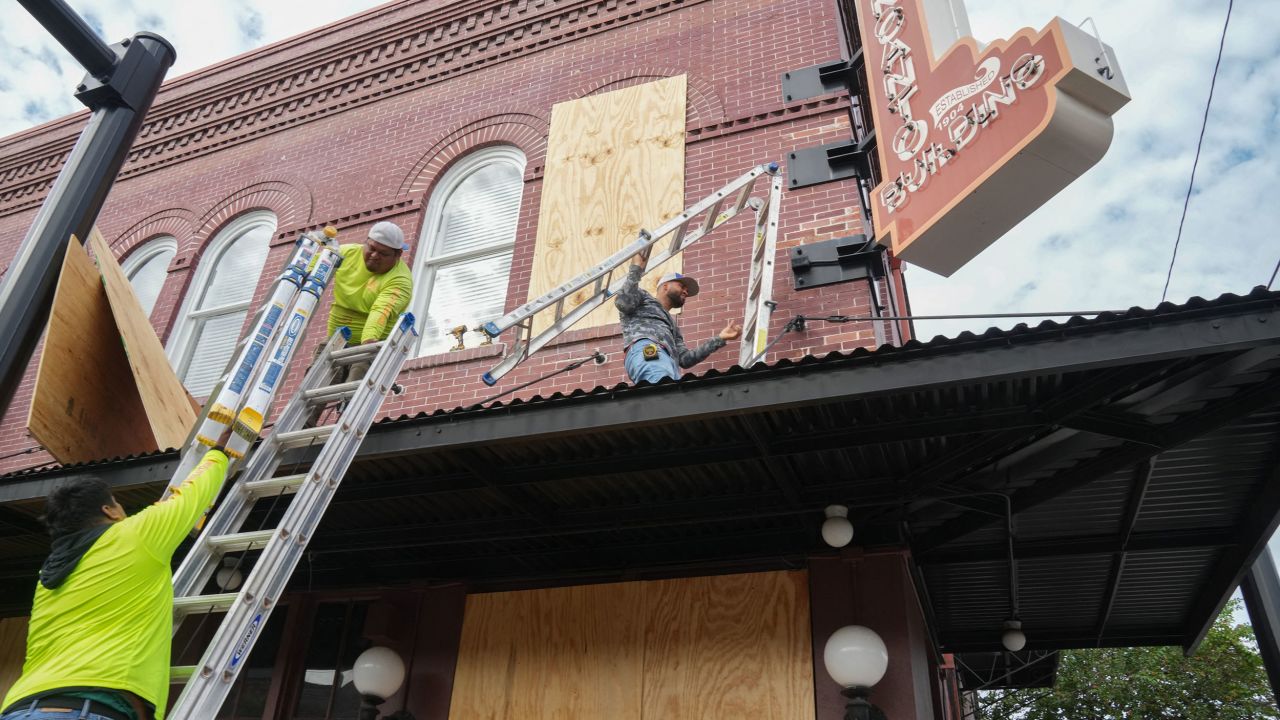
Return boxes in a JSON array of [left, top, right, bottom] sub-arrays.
[[166, 210, 276, 389], [411, 145, 526, 356], [120, 235, 178, 318]]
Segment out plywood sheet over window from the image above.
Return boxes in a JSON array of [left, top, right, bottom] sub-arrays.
[[448, 571, 814, 720], [528, 75, 686, 334]]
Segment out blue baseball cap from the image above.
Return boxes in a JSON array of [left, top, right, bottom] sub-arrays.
[[658, 272, 699, 296]]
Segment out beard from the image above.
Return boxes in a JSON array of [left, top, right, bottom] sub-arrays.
[[665, 290, 686, 308]]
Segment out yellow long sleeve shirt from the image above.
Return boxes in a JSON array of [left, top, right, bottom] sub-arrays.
[[3, 450, 230, 719], [327, 244, 413, 344]]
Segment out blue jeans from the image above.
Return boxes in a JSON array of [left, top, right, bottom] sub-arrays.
[[1, 705, 119, 720], [625, 340, 680, 384]]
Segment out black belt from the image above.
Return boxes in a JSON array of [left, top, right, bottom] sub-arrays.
[[8, 695, 133, 720]]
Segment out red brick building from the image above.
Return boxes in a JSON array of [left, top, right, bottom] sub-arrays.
[[2, 0, 1280, 718]]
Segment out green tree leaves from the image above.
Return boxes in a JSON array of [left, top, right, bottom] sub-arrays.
[[977, 600, 1277, 720]]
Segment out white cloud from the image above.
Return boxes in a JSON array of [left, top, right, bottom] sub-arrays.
[[1, 0, 1276, 342], [0, 0, 379, 136], [905, 0, 1280, 338]]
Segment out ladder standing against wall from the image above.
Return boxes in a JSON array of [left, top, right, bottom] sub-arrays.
[[478, 161, 784, 385], [156, 227, 417, 719]]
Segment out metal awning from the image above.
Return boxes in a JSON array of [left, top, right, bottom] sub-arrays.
[[3, 288, 1279, 685]]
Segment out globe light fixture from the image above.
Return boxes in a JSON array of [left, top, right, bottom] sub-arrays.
[[1001, 619, 1027, 652], [823, 625, 889, 720], [822, 505, 854, 548], [353, 646, 407, 720], [214, 557, 242, 591]]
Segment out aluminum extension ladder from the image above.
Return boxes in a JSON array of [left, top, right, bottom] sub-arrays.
[[152, 222, 417, 718], [479, 161, 783, 385], [166, 316, 416, 719], [163, 227, 345, 495]]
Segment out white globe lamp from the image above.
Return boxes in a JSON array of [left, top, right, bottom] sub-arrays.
[[214, 557, 242, 591], [823, 625, 889, 720], [353, 646, 407, 720], [822, 505, 854, 548], [1002, 619, 1027, 652]]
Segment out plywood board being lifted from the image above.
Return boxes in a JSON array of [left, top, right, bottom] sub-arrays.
[[528, 75, 687, 335], [28, 240, 155, 463], [88, 228, 197, 449]]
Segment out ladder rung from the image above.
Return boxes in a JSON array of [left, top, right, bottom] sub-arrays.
[[174, 592, 240, 614], [207, 529, 276, 553], [330, 342, 383, 363], [171, 666, 196, 683], [274, 425, 336, 449], [304, 380, 362, 404], [699, 197, 725, 235], [669, 220, 688, 253], [242, 473, 308, 498]]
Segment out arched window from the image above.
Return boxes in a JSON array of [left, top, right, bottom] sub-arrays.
[[168, 211, 275, 396], [120, 236, 177, 317], [413, 146, 525, 356]]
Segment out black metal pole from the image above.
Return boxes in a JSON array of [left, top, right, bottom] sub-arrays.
[[15, 0, 119, 79], [0, 1, 175, 414], [1241, 545, 1280, 706]]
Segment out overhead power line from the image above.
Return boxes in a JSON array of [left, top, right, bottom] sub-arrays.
[[1160, 0, 1233, 303]]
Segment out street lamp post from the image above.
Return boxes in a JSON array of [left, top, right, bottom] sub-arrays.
[[352, 646, 407, 720], [823, 625, 890, 720], [0, 0, 176, 412]]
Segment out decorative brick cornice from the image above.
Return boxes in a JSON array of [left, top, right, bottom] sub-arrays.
[[399, 112, 551, 197], [0, 0, 716, 220]]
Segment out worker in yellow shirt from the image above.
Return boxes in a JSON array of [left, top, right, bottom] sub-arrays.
[[314, 221, 413, 373], [1, 449, 230, 720], [305, 221, 413, 426], [325, 221, 414, 351]]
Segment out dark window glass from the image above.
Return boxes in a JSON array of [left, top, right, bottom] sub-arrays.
[[291, 601, 371, 720], [171, 605, 289, 720]]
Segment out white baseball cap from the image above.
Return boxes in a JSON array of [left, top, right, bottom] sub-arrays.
[[368, 221, 409, 251]]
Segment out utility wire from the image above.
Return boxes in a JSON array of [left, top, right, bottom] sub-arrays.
[[0, 444, 45, 462], [806, 311, 1119, 322], [1268, 254, 1280, 290], [472, 350, 607, 408], [1161, 0, 1233, 303]]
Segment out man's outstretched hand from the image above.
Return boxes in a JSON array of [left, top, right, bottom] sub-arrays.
[[718, 321, 742, 341]]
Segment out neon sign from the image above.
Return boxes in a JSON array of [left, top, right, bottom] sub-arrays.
[[857, 0, 1130, 275]]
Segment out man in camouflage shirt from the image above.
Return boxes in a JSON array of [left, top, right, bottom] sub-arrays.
[[614, 249, 741, 383]]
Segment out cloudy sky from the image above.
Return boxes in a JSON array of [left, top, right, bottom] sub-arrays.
[[0, 0, 1276, 339]]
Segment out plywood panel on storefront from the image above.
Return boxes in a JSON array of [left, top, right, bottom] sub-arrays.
[[447, 570, 813, 720], [642, 571, 815, 719], [449, 582, 645, 719], [528, 75, 686, 334]]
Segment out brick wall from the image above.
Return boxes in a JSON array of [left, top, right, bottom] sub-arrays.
[[0, 0, 900, 474]]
